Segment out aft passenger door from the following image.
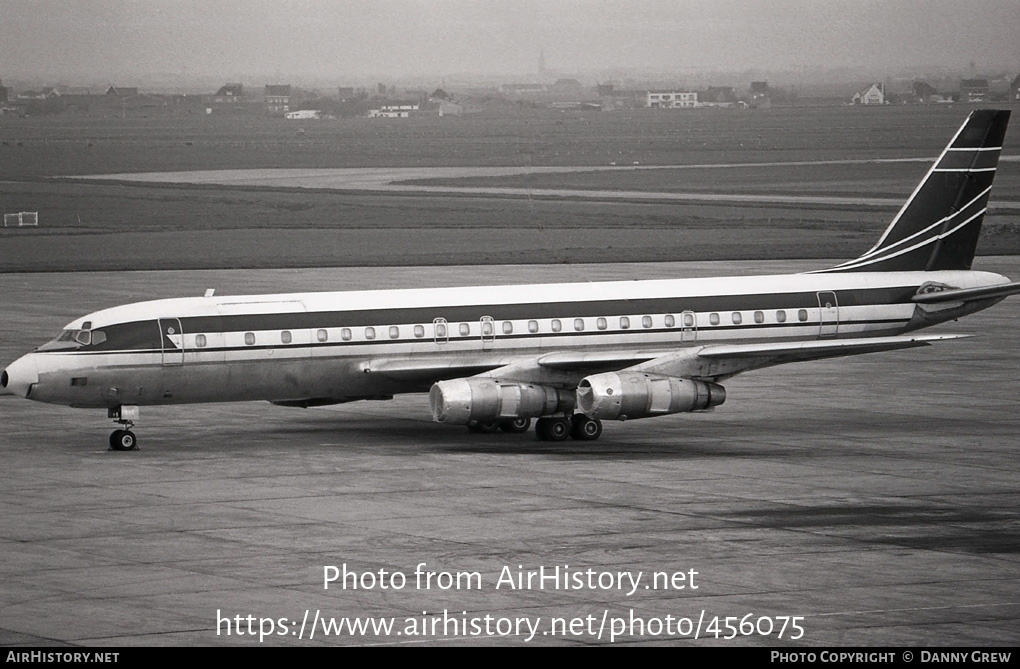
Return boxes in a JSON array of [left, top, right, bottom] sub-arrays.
[[817, 292, 839, 337]]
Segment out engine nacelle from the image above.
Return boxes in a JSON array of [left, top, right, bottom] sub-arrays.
[[576, 372, 725, 421], [429, 378, 574, 425]]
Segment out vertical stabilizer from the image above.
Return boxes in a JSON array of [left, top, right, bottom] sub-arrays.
[[824, 109, 1010, 273]]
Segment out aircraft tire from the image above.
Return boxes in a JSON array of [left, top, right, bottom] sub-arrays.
[[468, 420, 501, 434], [570, 415, 603, 441], [110, 430, 137, 451], [536, 417, 570, 442], [500, 418, 531, 433]]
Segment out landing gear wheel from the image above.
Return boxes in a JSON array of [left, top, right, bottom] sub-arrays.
[[570, 415, 603, 441], [110, 430, 137, 451], [500, 418, 532, 433], [535, 417, 570, 442], [468, 420, 501, 434]]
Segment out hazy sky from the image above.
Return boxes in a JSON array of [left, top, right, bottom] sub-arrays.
[[2, 0, 1018, 82]]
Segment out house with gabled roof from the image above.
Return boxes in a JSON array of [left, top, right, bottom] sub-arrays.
[[852, 83, 885, 105], [106, 86, 139, 96], [214, 83, 244, 103]]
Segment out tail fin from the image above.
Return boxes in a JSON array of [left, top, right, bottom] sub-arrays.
[[824, 109, 1010, 273]]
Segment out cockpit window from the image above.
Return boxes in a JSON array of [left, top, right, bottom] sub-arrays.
[[37, 321, 161, 353], [39, 328, 104, 351]]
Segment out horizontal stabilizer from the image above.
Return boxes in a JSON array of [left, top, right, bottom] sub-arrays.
[[911, 281, 1020, 304]]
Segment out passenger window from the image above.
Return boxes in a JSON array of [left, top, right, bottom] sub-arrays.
[[481, 321, 493, 336], [776, 310, 787, 323], [365, 327, 376, 340], [436, 323, 447, 338], [413, 325, 425, 338], [798, 309, 809, 322], [244, 332, 255, 345], [528, 320, 539, 333], [732, 312, 742, 325], [195, 334, 207, 348], [281, 330, 292, 344], [597, 317, 607, 330], [389, 326, 399, 339], [459, 323, 470, 337], [574, 318, 585, 331], [341, 328, 352, 341], [551, 319, 562, 332], [317, 329, 328, 342], [709, 313, 720, 325], [619, 316, 630, 329], [502, 321, 513, 335], [642, 315, 652, 328], [754, 311, 764, 324], [664, 315, 675, 328], [683, 313, 695, 327]]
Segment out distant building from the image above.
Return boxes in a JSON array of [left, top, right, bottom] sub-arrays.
[[749, 81, 771, 109], [960, 78, 990, 103], [284, 109, 320, 120], [106, 86, 139, 96], [265, 84, 291, 115], [912, 80, 938, 102], [1012, 74, 1020, 102], [500, 83, 547, 97], [368, 102, 420, 118], [214, 83, 244, 103], [852, 83, 885, 105], [0, 80, 7, 104], [646, 91, 697, 108]]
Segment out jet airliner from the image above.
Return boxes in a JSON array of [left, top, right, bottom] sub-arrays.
[[3, 109, 1018, 450]]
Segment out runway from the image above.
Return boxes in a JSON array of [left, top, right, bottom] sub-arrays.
[[72, 159, 1020, 210], [1, 259, 1018, 646]]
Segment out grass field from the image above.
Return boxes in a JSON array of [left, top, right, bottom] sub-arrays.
[[1, 104, 1018, 271]]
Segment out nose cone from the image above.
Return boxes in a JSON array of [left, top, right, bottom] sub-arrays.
[[2, 355, 39, 398]]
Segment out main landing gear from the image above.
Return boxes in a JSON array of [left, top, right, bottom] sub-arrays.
[[465, 415, 603, 441], [535, 415, 603, 442], [108, 406, 139, 451]]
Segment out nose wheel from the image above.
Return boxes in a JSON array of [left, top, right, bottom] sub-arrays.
[[109, 428, 138, 451]]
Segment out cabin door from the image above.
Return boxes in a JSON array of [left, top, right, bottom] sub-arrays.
[[159, 318, 184, 366], [816, 292, 839, 337]]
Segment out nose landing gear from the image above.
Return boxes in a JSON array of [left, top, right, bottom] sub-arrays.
[[108, 406, 139, 451]]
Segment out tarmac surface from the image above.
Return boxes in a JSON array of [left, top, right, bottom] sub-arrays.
[[1, 259, 1018, 646]]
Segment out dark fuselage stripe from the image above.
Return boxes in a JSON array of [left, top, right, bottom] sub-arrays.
[[54, 316, 912, 356]]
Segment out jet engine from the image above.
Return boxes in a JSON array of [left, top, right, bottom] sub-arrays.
[[576, 372, 725, 421], [429, 378, 574, 425]]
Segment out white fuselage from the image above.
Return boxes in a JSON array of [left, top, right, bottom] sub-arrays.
[[2, 269, 1008, 409]]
